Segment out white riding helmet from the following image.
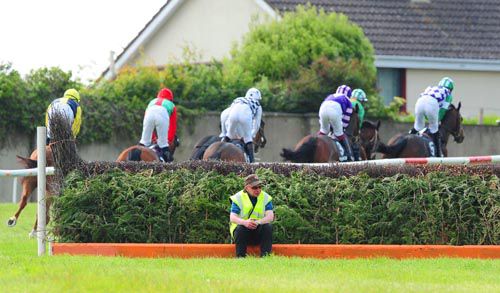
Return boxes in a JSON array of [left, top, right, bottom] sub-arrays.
[[245, 88, 261, 100]]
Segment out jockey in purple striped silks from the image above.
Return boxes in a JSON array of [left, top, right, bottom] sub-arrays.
[[318, 85, 354, 161], [409, 85, 452, 157]]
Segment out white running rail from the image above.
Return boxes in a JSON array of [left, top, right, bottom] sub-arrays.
[[0, 127, 53, 256]]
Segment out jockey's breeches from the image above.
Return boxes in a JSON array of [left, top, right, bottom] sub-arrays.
[[47, 103, 75, 139], [140, 105, 170, 148], [227, 103, 253, 143], [319, 101, 344, 138], [414, 95, 439, 134]]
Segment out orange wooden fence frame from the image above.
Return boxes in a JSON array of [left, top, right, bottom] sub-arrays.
[[51, 243, 500, 259]]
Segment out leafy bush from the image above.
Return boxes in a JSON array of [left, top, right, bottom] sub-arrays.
[[226, 5, 380, 113], [52, 166, 499, 245]]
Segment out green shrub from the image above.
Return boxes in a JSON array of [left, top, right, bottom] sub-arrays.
[[227, 5, 380, 113], [52, 167, 499, 245]]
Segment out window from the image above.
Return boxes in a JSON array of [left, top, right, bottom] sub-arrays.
[[376, 68, 404, 105]]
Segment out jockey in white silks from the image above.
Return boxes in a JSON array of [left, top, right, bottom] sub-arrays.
[[221, 88, 263, 163], [219, 106, 231, 140], [409, 85, 451, 157]]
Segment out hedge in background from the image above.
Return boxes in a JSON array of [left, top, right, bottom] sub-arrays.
[[51, 167, 499, 245]]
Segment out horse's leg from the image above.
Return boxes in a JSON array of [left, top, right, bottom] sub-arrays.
[[7, 177, 35, 227], [29, 216, 38, 238]]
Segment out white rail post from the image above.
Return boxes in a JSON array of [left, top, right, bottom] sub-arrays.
[[37, 127, 47, 256], [12, 178, 17, 203]]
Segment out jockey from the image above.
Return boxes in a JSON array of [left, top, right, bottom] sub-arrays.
[[318, 85, 354, 162], [350, 88, 368, 161], [437, 77, 454, 121], [139, 88, 177, 162], [45, 88, 82, 145], [409, 84, 452, 157], [223, 87, 263, 163]]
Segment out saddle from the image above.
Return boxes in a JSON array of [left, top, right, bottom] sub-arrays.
[[408, 131, 437, 157], [229, 139, 250, 163], [324, 134, 349, 162]]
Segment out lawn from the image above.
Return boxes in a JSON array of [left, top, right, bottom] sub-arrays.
[[0, 203, 498, 292]]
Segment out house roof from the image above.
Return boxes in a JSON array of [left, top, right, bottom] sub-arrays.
[[103, 0, 500, 79], [266, 0, 500, 61]]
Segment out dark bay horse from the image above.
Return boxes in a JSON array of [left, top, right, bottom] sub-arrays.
[[200, 120, 267, 162], [359, 120, 381, 160], [116, 137, 179, 162], [378, 102, 464, 158], [7, 147, 55, 237], [281, 106, 361, 163]]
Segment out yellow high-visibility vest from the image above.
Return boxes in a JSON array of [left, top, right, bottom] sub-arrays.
[[229, 190, 272, 237]]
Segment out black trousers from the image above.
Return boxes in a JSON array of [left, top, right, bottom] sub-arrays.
[[234, 223, 272, 257]]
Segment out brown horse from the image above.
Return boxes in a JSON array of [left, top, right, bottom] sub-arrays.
[[359, 120, 381, 160], [378, 102, 464, 158], [7, 147, 55, 237], [281, 106, 361, 163], [201, 120, 267, 162], [116, 137, 179, 162]]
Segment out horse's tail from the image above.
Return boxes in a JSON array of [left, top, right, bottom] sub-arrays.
[[16, 155, 37, 168], [377, 137, 408, 158], [190, 135, 219, 160], [127, 148, 142, 161], [281, 137, 317, 163]]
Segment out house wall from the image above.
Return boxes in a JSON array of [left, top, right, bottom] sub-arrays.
[[406, 69, 500, 118], [130, 0, 271, 65], [1, 112, 499, 202]]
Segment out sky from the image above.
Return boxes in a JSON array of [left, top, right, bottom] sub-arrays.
[[0, 0, 166, 83]]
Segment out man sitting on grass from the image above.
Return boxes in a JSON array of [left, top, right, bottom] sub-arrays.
[[229, 174, 274, 258]]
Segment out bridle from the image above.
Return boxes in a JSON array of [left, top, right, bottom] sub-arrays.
[[441, 107, 464, 143], [364, 128, 380, 160]]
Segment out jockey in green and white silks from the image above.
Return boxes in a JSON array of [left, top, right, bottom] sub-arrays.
[[350, 88, 368, 161], [438, 77, 454, 121], [350, 88, 368, 127], [409, 80, 452, 157], [222, 88, 263, 163]]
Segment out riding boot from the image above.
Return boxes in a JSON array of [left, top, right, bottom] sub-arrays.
[[138, 142, 145, 147], [351, 142, 361, 161], [161, 146, 173, 162], [339, 139, 354, 162], [432, 132, 443, 157], [221, 136, 231, 142], [408, 128, 418, 135], [245, 142, 255, 163], [46, 137, 51, 146]]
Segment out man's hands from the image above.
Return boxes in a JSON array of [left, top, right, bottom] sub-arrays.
[[243, 219, 259, 230]]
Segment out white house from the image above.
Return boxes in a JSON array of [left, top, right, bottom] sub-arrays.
[[102, 0, 500, 118]]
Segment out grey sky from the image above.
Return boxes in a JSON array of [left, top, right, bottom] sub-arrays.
[[0, 0, 165, 82]]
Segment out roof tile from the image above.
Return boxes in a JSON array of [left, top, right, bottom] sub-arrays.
[[266, 0, 500, 60]]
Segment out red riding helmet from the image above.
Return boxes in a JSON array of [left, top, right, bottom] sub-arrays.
[[157, 88, 174, 101]]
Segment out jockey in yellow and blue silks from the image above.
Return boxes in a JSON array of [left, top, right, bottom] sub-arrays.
[[45, 88, 82, 144]]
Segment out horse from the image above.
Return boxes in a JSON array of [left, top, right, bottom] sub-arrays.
[[7, 147, 55, 237], [359, 120, 381, 160], [116, 136, 179, 162], [280, 105, 361, 163], [378, 102, 464, 158], [200, 120, 267, 162]]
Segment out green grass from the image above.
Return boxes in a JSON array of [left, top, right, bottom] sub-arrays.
[[0, 203, 499, 292]]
